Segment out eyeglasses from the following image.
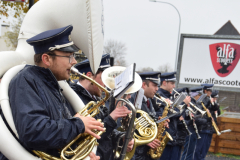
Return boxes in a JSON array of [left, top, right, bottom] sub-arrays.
[[48, 53, 77, 63]]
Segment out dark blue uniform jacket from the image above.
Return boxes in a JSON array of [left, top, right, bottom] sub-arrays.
[[198, 97, 219, 134], [9, 65, 85, 157]]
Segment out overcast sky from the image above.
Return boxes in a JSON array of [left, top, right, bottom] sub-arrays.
[[103, 0, 240, 71]]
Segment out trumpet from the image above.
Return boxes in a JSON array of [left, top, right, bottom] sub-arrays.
[[173, 89, 206, 116], [33, 67, 109, 160]]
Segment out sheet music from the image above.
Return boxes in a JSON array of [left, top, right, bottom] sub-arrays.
[[134, 88, 144, 110], [114, 63, 135, 98]]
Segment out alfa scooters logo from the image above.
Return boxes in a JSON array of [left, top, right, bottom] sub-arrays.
[[209, 43, 240, 77]]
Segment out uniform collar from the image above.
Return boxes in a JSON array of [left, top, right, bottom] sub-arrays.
[[31, 65, 60, 90], [143, 95, 148, 102], [158, 88, 172, 98], [77, 81, 96, 100]]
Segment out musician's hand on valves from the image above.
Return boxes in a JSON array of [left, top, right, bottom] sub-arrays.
[[126, 139, 134, 152], [147, 139, 161, 149], [179, 116, 184, 121], [165, 98, 172, 105], [75, 113, 105, 139], [89, 152, 100, 160], [183, 96, 191, 105], [110, 106, 132, 121]]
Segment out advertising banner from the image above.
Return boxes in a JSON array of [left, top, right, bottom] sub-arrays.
[[177, 34, 240, 92]]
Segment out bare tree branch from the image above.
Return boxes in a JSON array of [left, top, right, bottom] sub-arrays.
[[138, 67, 154, 72], [157, 63, 173, 73], [104, 39, 127, 66]]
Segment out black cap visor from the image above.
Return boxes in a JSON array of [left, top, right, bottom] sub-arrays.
[[57, 44, 79, 53], [150, 80, 160, 86]]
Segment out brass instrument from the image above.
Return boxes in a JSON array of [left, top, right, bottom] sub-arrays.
[[33, 67, 110, 160], [201, 102, 221, 136], [114, 98, 136, 160], [173, 89, 206, 116], [124, 110, 158, 160], [148, 93, 173, 159]]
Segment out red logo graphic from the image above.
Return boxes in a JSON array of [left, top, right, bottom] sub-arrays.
[[209, 43, 240, 77]]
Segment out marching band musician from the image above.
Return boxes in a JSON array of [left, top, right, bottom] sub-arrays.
[[130, 72, 162, 160], [211, 90, 221, 124], [194, 84, 219, 160], [69, 54, 134, 160], [155, 72, 191, 160], [181, 86, 211, 160], [8, 25, 104, 160]]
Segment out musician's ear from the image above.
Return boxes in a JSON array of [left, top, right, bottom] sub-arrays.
[[162, 81, 167, 86], [41, 53, 51, 67], [86, 72, 94, 78], [142, 81, 147, 89]]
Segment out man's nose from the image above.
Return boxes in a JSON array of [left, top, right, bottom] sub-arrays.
[[71, 57, 77, 65]]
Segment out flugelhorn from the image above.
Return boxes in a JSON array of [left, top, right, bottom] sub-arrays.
[[173, 89, 206, 116], [33, 67, 110, 160]]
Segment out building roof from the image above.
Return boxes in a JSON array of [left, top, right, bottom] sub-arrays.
[[214, 20, 240, 35]]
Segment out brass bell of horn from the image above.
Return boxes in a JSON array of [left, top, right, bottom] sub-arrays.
[[101, 66, 142, 94]]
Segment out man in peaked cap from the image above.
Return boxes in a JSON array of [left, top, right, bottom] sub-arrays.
[[155, 72, 191, 160], [211, 90, 221, 124], [194, 84, 219, 160], [130, 71, 162, 160], [70, 53, 134, 160], [8, 25, 103, 160], [181, 86, 211, 160]]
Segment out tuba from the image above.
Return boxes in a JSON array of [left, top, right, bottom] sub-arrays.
[[0, 0, 105, 159], [148, 93, 173, 159]]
